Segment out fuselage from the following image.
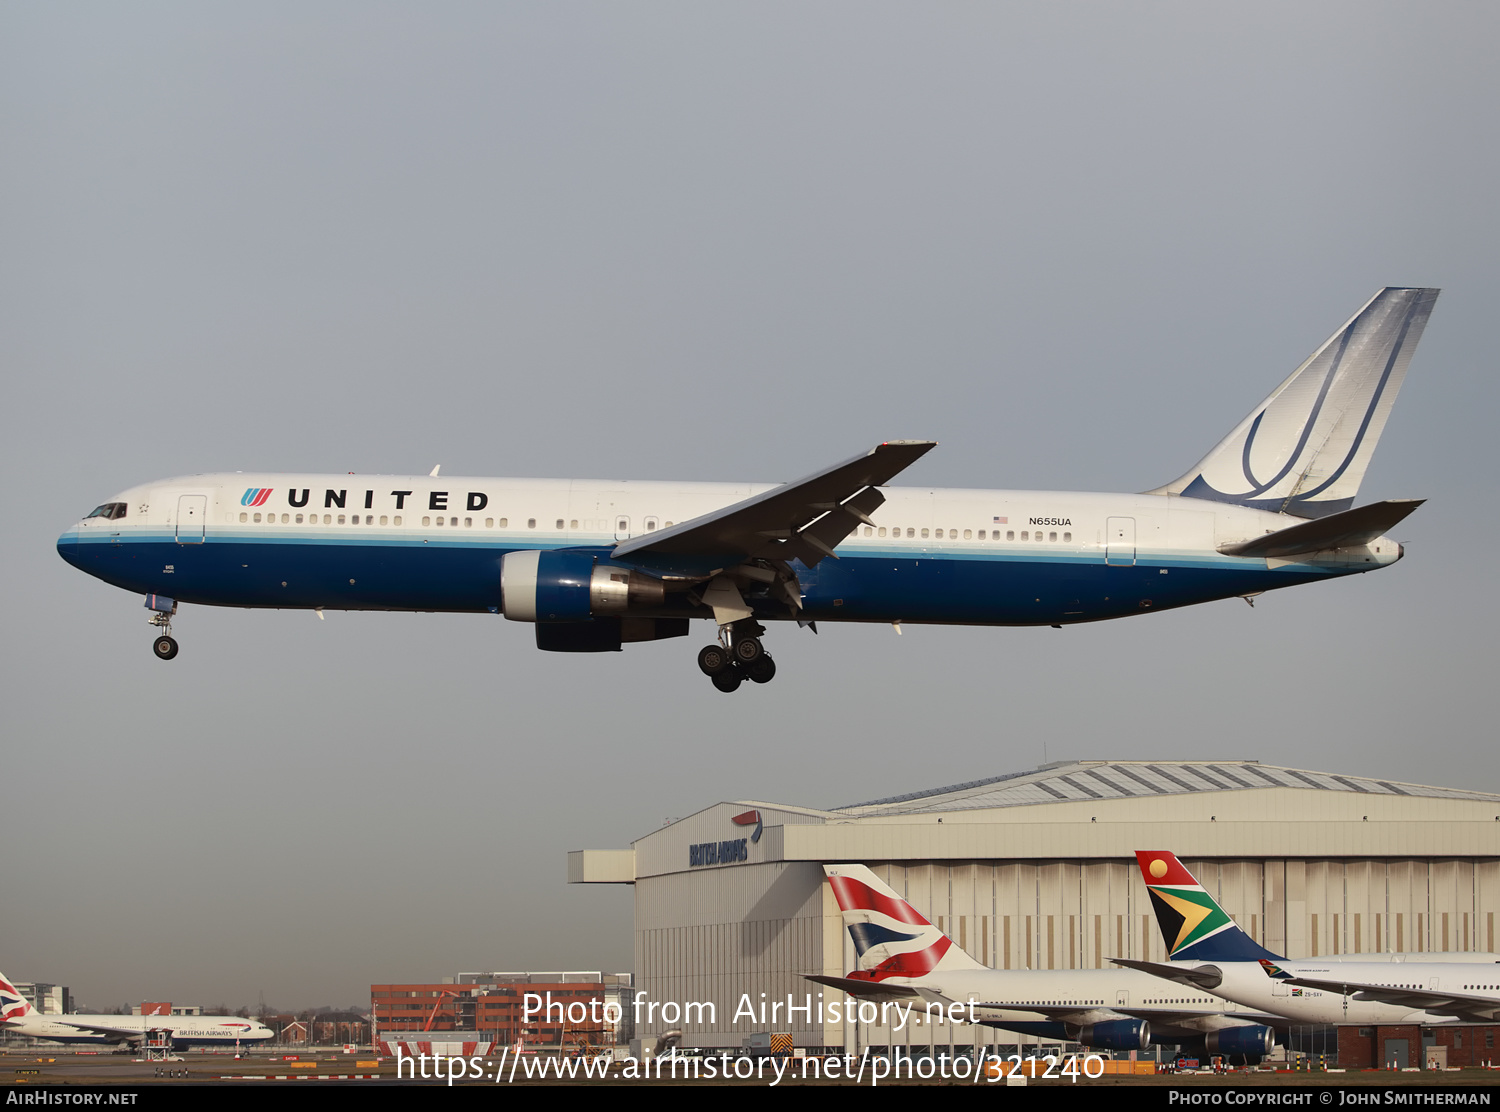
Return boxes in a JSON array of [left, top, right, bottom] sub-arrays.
[[1180, 960, 1499, 1026], [56, 472, 1404, 626], [4, 1012, 274, 1046], [907, 966, 1264, 1040]]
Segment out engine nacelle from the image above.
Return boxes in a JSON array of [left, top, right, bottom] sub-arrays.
[[501, 551, 665, 622], [1074, 1018, 1150, 1051], [1204, 1025, 1275, 1057]]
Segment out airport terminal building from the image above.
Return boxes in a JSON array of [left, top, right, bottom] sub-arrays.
[[570, 759, 1500, 1054]]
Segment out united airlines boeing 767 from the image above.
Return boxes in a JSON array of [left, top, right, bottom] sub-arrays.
[[58, 288, 1437, 690]]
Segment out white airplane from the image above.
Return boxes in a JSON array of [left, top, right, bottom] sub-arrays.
[[810, 863, 1286, 1059], [0, 971, 274, 1047], [1119, 852, 1500, 1027], [58, 288, 1437, 690]]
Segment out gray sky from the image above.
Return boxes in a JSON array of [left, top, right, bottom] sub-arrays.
[[4, 2, 1498, 1011]]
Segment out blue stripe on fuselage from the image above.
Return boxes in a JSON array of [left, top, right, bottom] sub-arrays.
[[58, 531, 1348, 624]]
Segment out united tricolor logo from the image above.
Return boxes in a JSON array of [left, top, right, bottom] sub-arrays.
[[240, 488, 273, 507]]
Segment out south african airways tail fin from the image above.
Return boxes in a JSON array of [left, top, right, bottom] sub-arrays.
[[823, 864, 984, 982], [1136, 851, 1282, 962], [1149, 287, 1438, 520]]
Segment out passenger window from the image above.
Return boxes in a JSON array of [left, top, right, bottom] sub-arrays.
[[964, 529, 972, 539], [556, 519, 564, 530], [239, 512, 247, 523], [920, 528, 929, 538], [381, 515, 389, 526], [253, 513, 262, 523], [281, 514, 288, 523], [665, 521, 673, 527], [1063, 532, 1071, 542], [1049, 531, 1057, 542], [978, 530, 986, 540], [422, 516, 431, 526], [484, 518, 493, 527], [528, 518, 536, 529], [878, 527, 887, 537], [906, 528, 915, 538], [336, 514, 345, 524], [1021, 531, 1029, 541], [571, 519, 580, 529], [393, 515, 402, 526], [323, 514, 332, 524], [1035, 532, 1043, 542], [295, 514, 304, 524], [465, 517, 473, 527], [617, 518, 627, 531], [644, 518, 657, 531], [498, 518, 507, 527], [950, 529, 957, 539]]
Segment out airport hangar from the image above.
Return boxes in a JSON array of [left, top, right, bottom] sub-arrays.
[[570, 759, 1500, 1054]]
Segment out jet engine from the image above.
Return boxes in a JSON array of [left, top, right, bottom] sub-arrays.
[[500, 550, 684, 652], [1073, 1018, 1150, 1051]]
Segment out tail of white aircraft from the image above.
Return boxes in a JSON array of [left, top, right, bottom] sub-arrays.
[[0, 971, 37, 1022], [1150, 287, 1439, 519], [1135, 851, 1282, 962], [823, 864, 984, 981]]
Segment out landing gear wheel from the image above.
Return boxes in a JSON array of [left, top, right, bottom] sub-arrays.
[[697, 645, 730, 676], [711, 669, 743, 693], [153, 635, 179, 661], [732, 636, 764, 665], [747, 656, 776, 684]]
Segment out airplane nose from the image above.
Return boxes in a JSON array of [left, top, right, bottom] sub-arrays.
[[56, 527, 80, 566]]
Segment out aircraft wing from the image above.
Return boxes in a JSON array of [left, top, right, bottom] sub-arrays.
[[612, 441, 936, 571], [36, 1018, 142, 1041], [1218, 499, 1423, 559], [1277, 975, 1500, 1021]]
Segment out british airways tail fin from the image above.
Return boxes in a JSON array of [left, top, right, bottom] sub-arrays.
[[1149, 287, 1439, 519], [1135, 851, 1282, 962], [0, 972, 37, 1022], [823, 864, 984, 981]]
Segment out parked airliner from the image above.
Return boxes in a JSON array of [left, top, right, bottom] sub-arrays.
[[57, 288, 1437, 690], [1119, 852, 1500, 1027], [810, 863, 1284, 1058], [0, 972, 273, 1048]]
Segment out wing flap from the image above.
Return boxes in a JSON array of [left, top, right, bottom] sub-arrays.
[[1218, 499, 1423, 558]]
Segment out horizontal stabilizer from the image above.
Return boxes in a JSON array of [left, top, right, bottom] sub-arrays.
[[1218, 499, 1423, 559], [1112, 958, 1225, 991], [803, 974, 925, 1000]]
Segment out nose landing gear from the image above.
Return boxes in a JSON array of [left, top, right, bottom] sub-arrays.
[[146, 595, 179, 660], [698, 620, 774, 692]]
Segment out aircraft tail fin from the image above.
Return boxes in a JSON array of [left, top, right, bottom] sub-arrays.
[[1150, 287, 1439, 519], [0, 972, 37, 1021], [823, 864, 985, 981], [1135, 851, 1282, 961]]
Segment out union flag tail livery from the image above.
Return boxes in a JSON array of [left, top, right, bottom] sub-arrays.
[[824, 865, 983, 981], [0, 973, 35, 1022], [1135, 851, 1281, 962]]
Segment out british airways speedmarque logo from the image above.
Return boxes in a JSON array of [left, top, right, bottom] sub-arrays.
[[732, 809, 763, 843], [240, 488, 273, 507]]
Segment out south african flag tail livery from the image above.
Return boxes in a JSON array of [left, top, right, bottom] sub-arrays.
[[1135, 851, 1281, 962]]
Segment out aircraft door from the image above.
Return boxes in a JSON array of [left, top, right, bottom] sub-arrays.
[[1105, 517, 1135, 565], [176, 495, 207, 543], [1116, 991, 1128, 1007], [600, 492, 632, 541]]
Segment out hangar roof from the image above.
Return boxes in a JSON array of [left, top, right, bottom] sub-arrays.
[[834, 760, 1500, 817]]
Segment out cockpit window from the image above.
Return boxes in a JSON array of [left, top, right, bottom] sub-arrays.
[[85, 503, 127, 521]]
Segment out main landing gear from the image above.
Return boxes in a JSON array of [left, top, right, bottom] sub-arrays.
[[697, 621, 776, 693]]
